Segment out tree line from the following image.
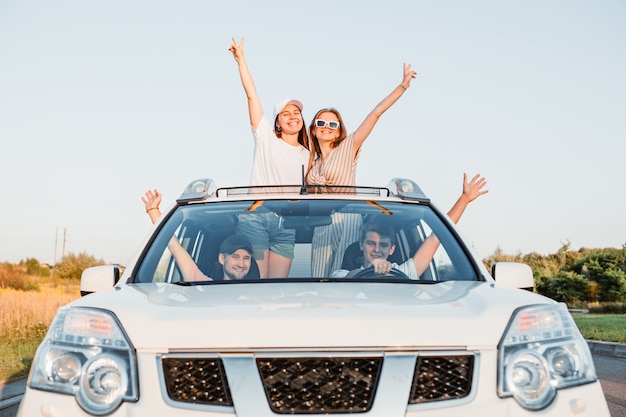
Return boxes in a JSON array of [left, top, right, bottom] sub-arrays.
[[484, 243, 626, 305], [0, 253, 104, 291]]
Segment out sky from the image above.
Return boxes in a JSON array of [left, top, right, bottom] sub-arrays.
[[1, 0, 625, 266]]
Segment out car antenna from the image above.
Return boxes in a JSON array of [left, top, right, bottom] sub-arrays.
[[300, 165, 308, 195]]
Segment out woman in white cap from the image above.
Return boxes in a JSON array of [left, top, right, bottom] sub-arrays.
[[229, 37, 309, 186], [229, 37, 310, 278]]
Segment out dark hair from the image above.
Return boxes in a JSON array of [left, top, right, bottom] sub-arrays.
[[307, 108, 348, 173], [274, 114, 310, 150], [360, 215, 396, 245]]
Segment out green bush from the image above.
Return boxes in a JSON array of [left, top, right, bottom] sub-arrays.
[[535, 271, 591, 304], [484, 244, 626, 303], [55, 252, 105, 281], [21, 258, 51, 277]]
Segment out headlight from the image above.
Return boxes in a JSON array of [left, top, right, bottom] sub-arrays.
[[498, 303, 597, 410], [29, 307, 138, 415], [77, 354, 129, 413]]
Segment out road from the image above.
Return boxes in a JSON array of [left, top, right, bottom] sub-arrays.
[[2, 354, 625, 417], [595, 354, 626, 417]]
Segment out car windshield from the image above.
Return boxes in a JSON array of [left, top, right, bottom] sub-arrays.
[[133, 198, 478, 284]]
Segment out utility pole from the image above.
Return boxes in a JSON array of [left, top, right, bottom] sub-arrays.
[[62, 228, 67, 259], [52, 227, 58, 278], [54, 227, 58, 265]]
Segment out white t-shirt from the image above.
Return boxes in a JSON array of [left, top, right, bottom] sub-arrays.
[[249, 118, 310, 186]]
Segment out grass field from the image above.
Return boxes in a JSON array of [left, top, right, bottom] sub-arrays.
[[1, 282, 625, 383], [572, 313, 626, 344], [0, 282, 80, 383]]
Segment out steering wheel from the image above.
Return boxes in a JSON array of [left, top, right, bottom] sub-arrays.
[[351, 266, 410, 279]]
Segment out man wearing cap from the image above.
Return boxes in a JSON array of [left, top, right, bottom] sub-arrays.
[[215, 234, 254, 280], [229, 37, 310, 279], [142, 189, 255, 281]]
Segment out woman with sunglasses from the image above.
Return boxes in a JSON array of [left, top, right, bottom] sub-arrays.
[[306, 63, 417, 277], [306, 63, 416, 185], [229, 37, 310, 279]]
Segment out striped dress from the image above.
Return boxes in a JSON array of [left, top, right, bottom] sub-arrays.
[[307, 134, 364, 277]]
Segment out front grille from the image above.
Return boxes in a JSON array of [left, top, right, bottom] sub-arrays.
[[257, 357, 383, 414], [160, 353, 475, 412], [409, 355, 474, 404], [162, 357, 232, 406]]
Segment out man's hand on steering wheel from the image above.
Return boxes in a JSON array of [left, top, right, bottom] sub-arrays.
[[370, 258, 392, 275], [351, 266, 410, 279], [349, 259, 411, 278]]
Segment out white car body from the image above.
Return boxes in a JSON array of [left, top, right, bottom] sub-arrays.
[[18, 178, 610, 417]]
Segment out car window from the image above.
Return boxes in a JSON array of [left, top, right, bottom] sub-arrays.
[[133, 199, 477, 284]]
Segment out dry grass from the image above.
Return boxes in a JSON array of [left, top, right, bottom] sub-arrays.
[[0, 281, 80, 382]]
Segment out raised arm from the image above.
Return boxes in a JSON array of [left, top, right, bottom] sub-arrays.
[[352, 63, 417, 151], [411, 173, 488, 275], [228, 37, 264, 130], [142, 190, 210, 282], [446, 173, 489, 223]]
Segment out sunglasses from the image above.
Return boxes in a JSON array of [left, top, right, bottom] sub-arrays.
[[314, 119, 341, 130]]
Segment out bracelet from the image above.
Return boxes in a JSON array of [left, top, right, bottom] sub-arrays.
[[400, 84, 408, 90], [146, 207, 159, 213]]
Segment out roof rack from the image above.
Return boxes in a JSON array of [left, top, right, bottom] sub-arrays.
[[215, 184, 391, 197], [177, 177, 429, 203]]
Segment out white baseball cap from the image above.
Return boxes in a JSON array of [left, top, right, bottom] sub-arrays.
[[273, 98, 304, 120]]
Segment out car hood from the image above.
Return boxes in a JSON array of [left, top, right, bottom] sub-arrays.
[[72, 281, 553, 350]]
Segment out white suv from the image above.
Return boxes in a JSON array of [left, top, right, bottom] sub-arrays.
[[18, 178, 610, 416]]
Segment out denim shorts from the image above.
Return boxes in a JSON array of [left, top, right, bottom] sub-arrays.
[[236, 212, 295, 259]]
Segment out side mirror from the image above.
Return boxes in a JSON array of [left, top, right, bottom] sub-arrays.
[[80, 265, 120, 296], [491, 262, 534, 291]]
